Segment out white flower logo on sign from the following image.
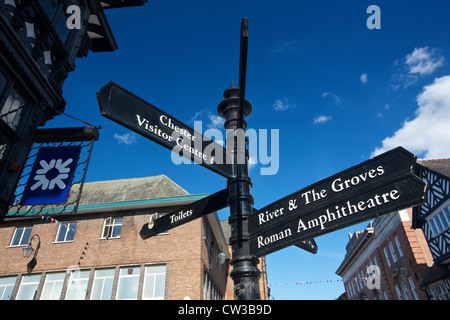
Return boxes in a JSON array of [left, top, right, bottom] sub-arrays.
[[30, 158, 74, 191]]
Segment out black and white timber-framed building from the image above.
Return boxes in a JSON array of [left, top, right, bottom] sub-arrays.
[[413, 159, 450, 300], [0, 0, 147, 218]]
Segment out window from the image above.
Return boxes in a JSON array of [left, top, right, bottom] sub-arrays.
[[395, 284, 402, 300], [142, 265, 166, 300], [429, 281, 450, 300], [16, 274, 41, 300], [90, 268, 115, 300], [203, 272, 222, 300], [10, 227, 32, 246], [0, 87, 26, 131], [41, 272, 65, 300], [383, 247, 391, 267], [101, 217, 122, 239], [203, 221, 208, 241], [373, 256, 379, 267], [0, 276, 16, 300], [55, 222, 77, 242], [408, 277, 419, 300], [394, 236, 404, 257], [65, 269, 90, 300], [389, 241, 398, 262], [429, 205, 450, 237], [401, 281, 412, 300], [116, 266, 140, 300]]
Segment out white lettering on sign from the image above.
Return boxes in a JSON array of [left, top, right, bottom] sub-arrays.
[[258, 207, 285, 225], [136, 113, 215, 164], [169, 210, 193, 224], [255, 165, 387, 229], [331, 166, 385, 193], [256, 185, 402, 250], [297, 188, 400, 234], [257, 228, 292, 248]]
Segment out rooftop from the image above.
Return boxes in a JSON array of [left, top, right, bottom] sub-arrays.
[[74, 175, 189, 205], [418, 158, 450, 179]]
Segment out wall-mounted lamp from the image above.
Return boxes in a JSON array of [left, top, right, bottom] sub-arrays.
[[23, 234, 40, 273], [148, 213, 156, 229], [218, 252, 227, 265]]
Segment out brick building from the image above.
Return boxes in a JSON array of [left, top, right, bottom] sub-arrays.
[[336, 208, 433, 300], [0, 175, 243, 300], [413, 159, 450, 299]]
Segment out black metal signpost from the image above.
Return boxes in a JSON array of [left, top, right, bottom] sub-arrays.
[[247, 147, 422, 240], [97, 18, 427, 300], [97, 81, 234, 179], [250, 172, 426, 257], [139, 188, 229, 239]]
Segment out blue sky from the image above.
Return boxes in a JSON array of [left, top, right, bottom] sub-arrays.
[[46, 1, 450, 299]]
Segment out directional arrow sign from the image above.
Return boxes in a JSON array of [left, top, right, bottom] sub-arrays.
[[97, 82, 234, 179], [249, 172, 427, 257], [295, 239, 318, 254], [140, 188, 229, 239], [249, 147, 419, 236]]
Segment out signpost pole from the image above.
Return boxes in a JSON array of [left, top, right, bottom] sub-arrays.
[[218, 19, 261, 299], [218, 83, 260, 300]]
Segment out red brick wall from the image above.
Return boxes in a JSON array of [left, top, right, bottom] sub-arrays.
[[0, 207, 229, 300], [343, 209, 433, 300]]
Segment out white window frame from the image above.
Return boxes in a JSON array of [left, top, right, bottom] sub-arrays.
[[389, 241, 398, 262], [428, 205, 450, 237], [0, 276, 17, 300], [101, 217, 122, 239], [90, 268, 115, 300], [394, 236, 404, 257], [408, 277, 419, 300], [40, 272, 65, 300], [65, 269, 90, 300], [116, 266, 140, 300], [55, 222, 77, 243], [16, 274, 41, 300], [395, 284, 402, 300], [383, 247, 391, 267], [142, 265, 166, 300], [10, 226, 32, 246]]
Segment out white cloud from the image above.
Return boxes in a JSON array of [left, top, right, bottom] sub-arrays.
[[392, 46, 444, 88], [406, 47, 444, 75], [321, 92, 341, 105], [372, 75, 450, 159], [190, 110, 203, 123], [313, 115, 332, 125], [273, 98, 294, 111], [207, 114, 225, 129], [114, 133, 137, 145], [360, 73, 368, 84], [272, 40, 299, 53]]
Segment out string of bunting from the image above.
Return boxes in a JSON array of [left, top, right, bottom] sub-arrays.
[[268, 277, 368, 287], [40, 214, 89, 241]]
